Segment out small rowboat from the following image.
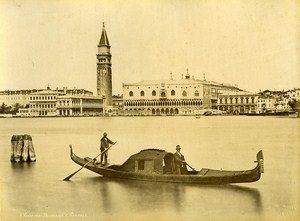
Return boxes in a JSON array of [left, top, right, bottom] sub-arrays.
[[68, 147, 264, 184]]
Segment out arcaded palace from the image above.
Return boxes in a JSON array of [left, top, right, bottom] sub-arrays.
[[122, 72, 243, 116]]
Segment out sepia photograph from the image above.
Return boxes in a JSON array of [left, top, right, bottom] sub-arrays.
[[0, 0, 299, 220]]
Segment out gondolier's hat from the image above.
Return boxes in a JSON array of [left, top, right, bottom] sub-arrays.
[[176, 145, 181, 150], [103, 132, 107, 136]]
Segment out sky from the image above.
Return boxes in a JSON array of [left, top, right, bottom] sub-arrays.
[[0, 0, 299, 95]]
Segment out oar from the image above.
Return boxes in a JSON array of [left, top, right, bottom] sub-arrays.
[[185, 162, 196, 172], [63, 142, 117, 181]]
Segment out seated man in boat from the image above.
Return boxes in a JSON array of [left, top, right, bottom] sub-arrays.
[[100, 132, 115, 165], [174, 145, 188, 174]]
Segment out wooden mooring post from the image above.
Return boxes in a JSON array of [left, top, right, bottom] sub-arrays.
[[10, 134, 36, 162]]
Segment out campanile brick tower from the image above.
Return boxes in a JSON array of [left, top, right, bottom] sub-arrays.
[[97, 23, 112, 112]]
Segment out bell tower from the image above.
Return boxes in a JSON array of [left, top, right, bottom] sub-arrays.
[[97, 23, 112, 112]]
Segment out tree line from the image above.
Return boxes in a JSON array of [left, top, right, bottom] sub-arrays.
[[0, 102, 28, 114]]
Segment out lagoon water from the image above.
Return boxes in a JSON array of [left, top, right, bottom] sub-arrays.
[[0, 116, 299, 221]]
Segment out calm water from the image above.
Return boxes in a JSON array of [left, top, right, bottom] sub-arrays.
[[0, 116, 299, 221]]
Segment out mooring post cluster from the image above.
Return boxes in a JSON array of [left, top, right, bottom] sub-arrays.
[[10, 134, 36, 162]]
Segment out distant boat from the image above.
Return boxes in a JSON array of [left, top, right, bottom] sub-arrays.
[[0, 114, 13, 118], [196, 109, 228, 116], [68, 147, 264, 184], [240, 111, 297, 117]]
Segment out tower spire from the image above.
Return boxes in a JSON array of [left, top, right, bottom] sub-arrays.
[[99, 22, 110, 46]]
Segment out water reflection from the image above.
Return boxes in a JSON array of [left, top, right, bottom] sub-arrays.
[[224, 184, 263, 213], [82, 177, 263, 215], [10, 161, 36, 170], [6, 161, 257, 217], [10, 162, 36, 182], [98, 180, 112, 213]]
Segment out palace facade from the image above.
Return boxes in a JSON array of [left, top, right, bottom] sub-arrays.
[[217, 91, 259, 114], [25, 87, 95, 117], [56, 95, 102, 116], [29, 89, 62, 116], [121, 73, 242, 115]]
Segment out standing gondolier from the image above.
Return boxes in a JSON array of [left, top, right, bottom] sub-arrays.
[[100, 132, 115, 165], [174, 145, 188, 174]]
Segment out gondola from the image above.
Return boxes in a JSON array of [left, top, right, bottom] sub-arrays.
[[68, 146, 264, 184]]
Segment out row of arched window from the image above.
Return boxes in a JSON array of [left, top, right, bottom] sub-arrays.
[[124, 99, 203, 107], [218, 96, 255, 104], [129, 90, 200, 97], [124, 108, 180, 115]]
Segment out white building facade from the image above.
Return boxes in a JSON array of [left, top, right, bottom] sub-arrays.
[[0, 89, 43, 107], [122, 74, 242, 116], [217, 92, 259, 114], [257, 97, 277, 113], [56, 95, 103, 116], [29, 90, 62, 116], [275, 97, 292, 112], [123, 78, 204, 115]]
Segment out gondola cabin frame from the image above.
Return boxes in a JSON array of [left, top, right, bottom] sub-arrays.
[[120, 149, 176, 175]]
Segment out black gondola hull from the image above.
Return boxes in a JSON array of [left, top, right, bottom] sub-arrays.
[[69, 148, 264, 184]]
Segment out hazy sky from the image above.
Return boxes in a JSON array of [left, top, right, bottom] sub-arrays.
[[0, 0, 299, 95]]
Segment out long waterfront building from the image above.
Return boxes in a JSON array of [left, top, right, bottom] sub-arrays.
[[28, 88, 100, 117], [0, 87, 92, 107], [56, 95, 103, 116], [122, 73, 242, 115]]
